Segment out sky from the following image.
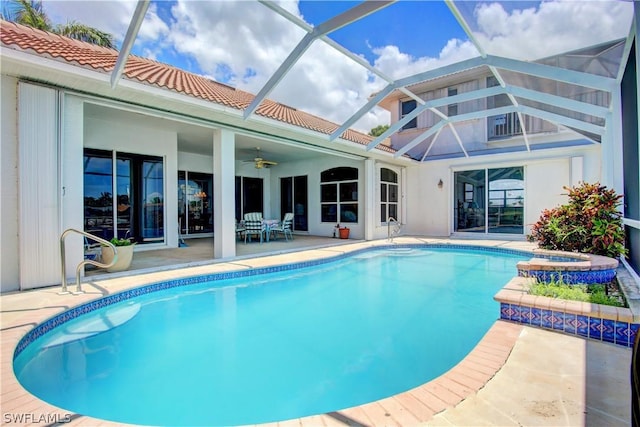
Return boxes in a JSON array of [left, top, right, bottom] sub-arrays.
[[34, 0, 634, 133]]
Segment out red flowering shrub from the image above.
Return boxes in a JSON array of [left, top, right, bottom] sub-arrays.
[[528, 182, 626, 258]]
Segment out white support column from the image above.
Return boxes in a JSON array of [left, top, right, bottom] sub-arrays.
[[61, 95, 86, 277], [401, 167, 408, 231], [603, 88, 625, 194], [213, 129, 236, 259], [570, 156, 584, 187], [364, 158, 375, 241]]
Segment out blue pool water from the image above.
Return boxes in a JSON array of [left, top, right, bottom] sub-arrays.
[[14, 247, 528, 426]]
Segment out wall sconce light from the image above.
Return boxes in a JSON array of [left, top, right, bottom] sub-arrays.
[[437, 179, 443, 189]]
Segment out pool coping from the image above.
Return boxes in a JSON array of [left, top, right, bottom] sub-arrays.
[[1, 237, 543, 426]]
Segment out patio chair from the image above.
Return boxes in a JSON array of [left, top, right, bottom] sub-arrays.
[[84, 236, 102, 265], [271, 212, 294, 241], [235, 219, 246, 241], [243, 212, 265, 243]]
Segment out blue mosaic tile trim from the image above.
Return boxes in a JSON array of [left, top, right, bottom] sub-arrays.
[[602, 319, 616, 344], [563, 313, 577, 335], [530, 307, 542, 326], [532, 255, 580, 262], [14, 243, 534, 359], [502, 303, 638, 348], [523, 269, 616, 284], [576, 315, 589, 338], [541, 310, 553, 329]]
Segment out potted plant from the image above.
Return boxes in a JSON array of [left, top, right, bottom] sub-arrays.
[[339, 226, 350, 239], [101, 237, 135, 272]]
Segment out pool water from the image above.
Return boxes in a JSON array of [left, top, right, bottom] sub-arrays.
[[14, 247, 527, 426]]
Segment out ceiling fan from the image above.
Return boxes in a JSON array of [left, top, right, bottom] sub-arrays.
[[244, 147, 278, 169]]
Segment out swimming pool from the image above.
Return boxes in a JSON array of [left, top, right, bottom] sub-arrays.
[[14, 245, 528, 426]]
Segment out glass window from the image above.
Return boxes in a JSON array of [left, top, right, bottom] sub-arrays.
[[380, 168, 399, 223], [448, 87, 458, 116], [321, 183, 337, 202], [400, 99, 417, 130], [321, 167, 358, 182], [321, 167, 358, 223]]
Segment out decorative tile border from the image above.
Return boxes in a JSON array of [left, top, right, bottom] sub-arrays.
[[496, 276, 638, 348], [517, 250, 618, 285], [500, 302, 638, 347], [14, 243, 533, 359], [518, 268, 617, 285]]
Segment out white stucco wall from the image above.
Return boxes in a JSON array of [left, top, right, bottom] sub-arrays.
[[85, 115, 179, 249], [404, 145, 602, 237], [1, 75, 19, 293], [267, 155, 366, 240], [178, 152, 214, 174]]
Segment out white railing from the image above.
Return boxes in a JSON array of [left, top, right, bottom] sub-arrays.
[[488, 112, 522, 139]]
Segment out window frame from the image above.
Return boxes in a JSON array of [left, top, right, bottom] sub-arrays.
[[320, 167, 359, 223], [400, 99, 418, 130], [447, 86, 458, 116], [380, 167, 399, 224]]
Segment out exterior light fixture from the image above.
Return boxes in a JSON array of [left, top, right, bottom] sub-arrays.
[[437, 179, 443, 189]]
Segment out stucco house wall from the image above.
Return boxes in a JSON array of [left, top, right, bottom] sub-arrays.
[[403, 145, 601, 237]]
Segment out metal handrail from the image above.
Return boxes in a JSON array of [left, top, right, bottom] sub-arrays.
[[60, 228, 118, 294], [387, 217, 401, 242]]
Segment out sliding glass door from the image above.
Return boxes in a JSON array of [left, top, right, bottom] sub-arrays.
[[454, 167, 524, 234], [178, 171, 213, 235], [235, 176, 264, 220], [84, 149, 164, 244], [280, 175, 308, 231]]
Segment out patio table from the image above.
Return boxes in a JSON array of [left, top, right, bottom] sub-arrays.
[[263, 219, 280, 242]]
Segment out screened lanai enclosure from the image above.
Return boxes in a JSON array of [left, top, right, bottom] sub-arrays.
[[104, 0, 638, 276]]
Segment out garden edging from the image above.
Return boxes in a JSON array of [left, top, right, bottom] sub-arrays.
[[495, 275, 639, 348]]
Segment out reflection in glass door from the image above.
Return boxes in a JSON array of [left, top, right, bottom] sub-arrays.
[[454, 167, 524, 234], [116, 158, 131, 239], [83, 149, 164, 244], [142, 160, 164, 241], [454, 170, 485, 233], [488, 167, 524, 234], [178, 171, 213, 235], [84, 150, 114, 241], [280, 176, 308, 231]]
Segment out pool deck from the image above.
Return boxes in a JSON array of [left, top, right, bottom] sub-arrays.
[[0, 237, 631, 426]]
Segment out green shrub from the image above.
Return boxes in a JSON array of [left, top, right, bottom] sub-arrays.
[[528, 182, 626, 258], [528, 280, 625, 307], [109, 237, 133, 246]]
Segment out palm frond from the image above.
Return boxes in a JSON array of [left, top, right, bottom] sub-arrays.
[[55, 21, 115, 48]]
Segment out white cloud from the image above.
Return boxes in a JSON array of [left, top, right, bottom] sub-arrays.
[[473, 1, 633, 60], [372, 39, 479, 80], [43, 0, 136, 43]]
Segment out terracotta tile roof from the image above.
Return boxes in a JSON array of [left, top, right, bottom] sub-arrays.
[[1, 20, 395, 154]]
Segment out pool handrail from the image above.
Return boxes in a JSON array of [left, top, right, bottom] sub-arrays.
[[387, 217, 401, 242], [60, 228, 118, 294]]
